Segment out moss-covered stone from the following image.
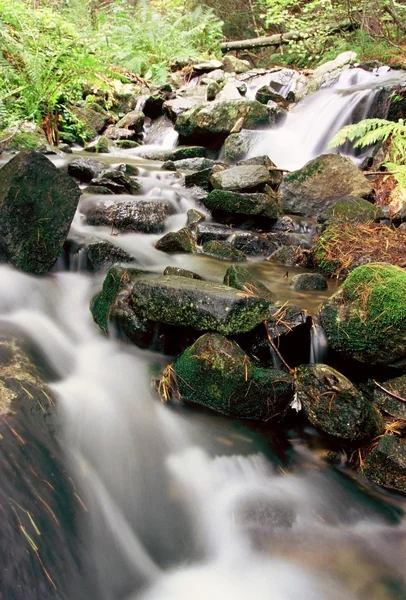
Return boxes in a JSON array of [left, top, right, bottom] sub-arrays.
[[295, 364, 384, 442], [0, 151, 80, 274], [224, 265, 276, 303], [85, 241, 134, 272], [280, 154, 373, 218], [268, 245, 302, 267], [116, 110, 145, 132], [319, 263, 406, 368], [155, 228, 197, 254], [319, 196, 384, 226], [70, 106, 109, 140], [363, 435, 406, 492], [172, 333, 293, 420], [291, 272, 327, 291], [115, 140, 141, 149], [85, 135, 110, 153], [373, 374, 406, 420], [223, 131, 253, 161], [175, 99, 270, 143], [202, 189, 280, 219], [163, 266, 202, 280], [186, 208, 205, 228], [130, 274, 270, 335], [202, 240, 246, 261]]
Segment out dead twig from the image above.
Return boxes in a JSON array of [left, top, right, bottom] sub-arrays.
[[373, 379, 406, 404]]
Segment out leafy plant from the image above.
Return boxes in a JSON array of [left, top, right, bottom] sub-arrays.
[[329, 118, 406, 188]]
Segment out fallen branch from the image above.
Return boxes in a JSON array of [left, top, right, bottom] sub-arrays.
[[264, 321, 294, 374], [373, 379, 406, 404]]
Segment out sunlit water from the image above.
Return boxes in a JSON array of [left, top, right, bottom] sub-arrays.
[[1, 66, 406, 600]]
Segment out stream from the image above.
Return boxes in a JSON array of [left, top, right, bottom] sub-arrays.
[[1, 65, 405, 599]]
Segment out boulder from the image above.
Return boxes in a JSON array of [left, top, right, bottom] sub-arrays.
[[155, 228, 197, 254], [230, 232, 278, 257], [373, 374, 406, 420], [319, 196, 384, 225], [115, 140, 140, 149], [211, 164, 271, 192], [0, 151, 80, 274], [223, 131, 255, 161], [171, 333, 293, 420], [162, 157, 216, 172], [90, 170, 140, 195], [186, 208, 205, 228], [67, 157, 105, 183], [255, 85, 288, 106], [364, 435, 406, 492], [291, 273, 327, 291], [163, 266, 202, 280], [224, 264, 276, 303], [222, 55, 250, 74], [202, 240, 246, 261], [85, 135, 110, 153], [143, 146, 206, 162], [103, 126, 139, 141], [280, 154, 373, 217], [237, 155, 283, 188], [70, 105, 110, 139], [268, 245, 304, 267], [193, 60, 224, 73], [195, 223, 234, 245], [116, 110, 145, 132], [319, 263, 406, 368], [163, 98, 200, 121], [83, 185, 113, 195], [175, 99, 270, 144], [82, 197, 172, 233], [295, 364, 384, 442], [84, 240, 134, 272], [202, 189, 280, 220]]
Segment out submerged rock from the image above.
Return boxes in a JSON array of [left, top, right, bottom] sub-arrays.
[[82, 197, 172, 233], [291, 272, 327, 291], [295, 364, 384, 442], [280, 154, 373, 217], [171, 333, 293, 420], [364, 435, 406, 492], [224, 265, 276, 303], [319, 263, 406, 368], [0, 151, 80, 273]]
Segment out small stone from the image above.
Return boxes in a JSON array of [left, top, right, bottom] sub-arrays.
[[224, 264, 276, 302], [202, 240, 246, 261], [291, 272, 327, 291], [155, 228, 197, 254], [163, 266, 202, 280]]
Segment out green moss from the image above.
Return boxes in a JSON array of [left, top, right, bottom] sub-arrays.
[[283, 158, 322, 184], [319, 263, 406, 364], [319, 197, 384, 225], [202, 240, 246, 261]]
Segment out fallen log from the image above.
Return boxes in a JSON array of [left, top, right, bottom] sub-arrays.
[[220, 22, 358, 53]]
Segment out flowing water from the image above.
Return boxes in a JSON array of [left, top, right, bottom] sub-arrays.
[[1, 66, 406, 600]]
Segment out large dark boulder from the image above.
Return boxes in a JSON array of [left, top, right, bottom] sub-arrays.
[[280, 154, 373, 217], [295, 363, 384, 442], [171, 333, 293, 420], [319, 263, 406, 369], [0, 151, 80, 273]]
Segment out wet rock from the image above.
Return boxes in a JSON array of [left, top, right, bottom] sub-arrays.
[[295, 364, 384, 442], [162, 157, 216, 172], [195, 223, 234, 245], [126, 274, 271, 335], [291, 272, 327, 291], [184, 167, 214, 191], [268, 245, 304, 266], [186, 208, 205, 228], [82, 197, 172, 233], [163, 98, 200, 121], [85, 135, 110, 153], [267, 231, 313, 250], [175, 99, 270, 145], [223, 131, 254, 161], [202, 189, 280, 221], [217, 81, 243, 101], [90, 170, 140, 195], [230, 232, 278, 257], [373, 375, 406, 420], [319, 196, 384, 225], [85, 240, 134, 272], [145, 146, 206, 162], [115, 140, 141, 149], [237, 155, 283, 188], [70, 105, 110, 139], [206, 81, 221, 101], [202, 240, 246, 261], [155, 228, 197, 254], [256, 85, 288, 107], [222, 55, 250, 74], [364, 435, 406, 492], [67, 157, 105, 183], [116, 110, 145, 132], [104, 125, 139, 141], [211, 164, 271, 191], [171, 333, 293, 420], [280, 154, 373, 217], [224, 265, 276, 303], [0, 151, 80, 274], [163, 266, 202, 280], [83, 185, 113, 195], [319, 263, 406, 368]]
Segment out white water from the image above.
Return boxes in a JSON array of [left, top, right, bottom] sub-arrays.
[[246, 68, 406, 170]]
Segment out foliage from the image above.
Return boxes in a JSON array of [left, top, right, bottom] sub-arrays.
[[330, 118, 406, 188]]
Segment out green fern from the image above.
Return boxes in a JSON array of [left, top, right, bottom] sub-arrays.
[[329, 118, 406, 189]]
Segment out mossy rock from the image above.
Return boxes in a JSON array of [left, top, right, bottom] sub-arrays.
[[172, 333, 293, 420], [268, 245, 302, 267], [223, 131, 254, 161], [85, 240, 134, 272], [163, 266, 202, 280], [155, 228, 197, 254], [373, 374, 406, 420], [363, 435, 406, 493], [0, 151, 80, 274], [295, 364, 384, 442], [85, 136, 110, 153], [115, 140, 141, 149], [291, 272, 327, 291], [319, 263, 406, 368], [202, 240, 246, 261], [202, 189, 280, 220], [224, 264, 276, 303], [186, 208, 205, 228], [70, 106, 109, 140], [175, 99, 270, 143], [280, 154, 373, 218], [319, 196, 384, 226]]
